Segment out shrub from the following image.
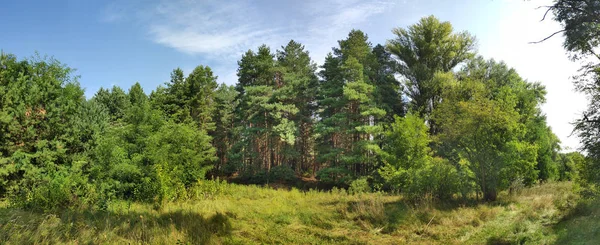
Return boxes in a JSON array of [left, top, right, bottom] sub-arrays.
[[316, 167, 353, 187], [238, 166, 269, 184], [190, 178, 231, 199], [427, 158, 460, 200], [349, 177, 371, 195], [9, 163, 97, 211], [269, 165, 296, 183]]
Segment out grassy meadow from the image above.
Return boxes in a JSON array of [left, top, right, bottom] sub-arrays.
[[0, 181, 597, 244]]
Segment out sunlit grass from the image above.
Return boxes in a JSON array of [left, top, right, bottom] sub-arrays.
[[0, 181, 596, 244]]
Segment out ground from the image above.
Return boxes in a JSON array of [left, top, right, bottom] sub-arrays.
[[0, 181, 598, 244]]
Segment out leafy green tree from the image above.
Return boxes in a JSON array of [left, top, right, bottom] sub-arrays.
[[558, 151, 584, 181], [92, 84, 165, 200], [147, 122, 217, 201], [378, 114, 431, 187], [434, 70, 538, 201], [341, 56, 386, 176], [527, 116, 560, 182], [128, 82, 148, 107], [151, 66, 218, 132], [93, 86, 130, 121], [457, 57, 558, 184], [387, 15, 475, 126], [0, 53, 97, 206], [378, 114, 458, 199], [151, 68, 188, 122], [542, 0, 600, 61]]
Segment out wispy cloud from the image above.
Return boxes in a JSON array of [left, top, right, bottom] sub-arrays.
[[308, 0, 395, 33], [102, 0, 396, 60], [140, 0, 286, 58], [303, 0, 397, 63], [149, 24, 278, 55]]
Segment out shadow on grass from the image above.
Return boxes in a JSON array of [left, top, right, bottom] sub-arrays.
[[552, 198, 600, 245], [0, 206, 233, 244], [342, 199, 408, 233]]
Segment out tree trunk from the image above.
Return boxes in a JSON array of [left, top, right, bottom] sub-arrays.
[[484, 189, 497, 201]]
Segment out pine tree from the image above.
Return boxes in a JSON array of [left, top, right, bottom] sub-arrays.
[[186, 65, 218, 132], [372, 44, 404, 122], [276, 40, 319, 174], [213, 84, 238, 172], [316, 30, 386, 181], [387, 15, 475, 130]]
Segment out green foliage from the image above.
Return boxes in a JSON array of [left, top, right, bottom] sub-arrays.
[[434, 61, 542, 201], [377, 114, 431, 189], [316, 167, 353, 187], [378, 114, 459, 200], [213, 84, 238, 173], [558, 151, 584, 181], [149, 122, 215, 185], [151, 66, 218, 131], [348, 177, 371, 194], [0, 14, 566, 212], [93, 86, 130, 121], [387, 15, 475, 119], [237, 166, 269, 184], [189, 178, 231, 200], [269, 165, 296, 183], [316, 30, 385, 179]]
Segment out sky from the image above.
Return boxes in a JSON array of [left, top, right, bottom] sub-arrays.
[[0, 0, 587, 150]]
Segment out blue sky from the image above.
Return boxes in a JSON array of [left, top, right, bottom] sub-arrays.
[[0, 0, 587, 150]]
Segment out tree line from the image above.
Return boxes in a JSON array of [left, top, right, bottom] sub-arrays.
[[0, 16, 583, 210]]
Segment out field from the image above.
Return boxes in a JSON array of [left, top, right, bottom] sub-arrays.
[[0, 181, 598, 244]]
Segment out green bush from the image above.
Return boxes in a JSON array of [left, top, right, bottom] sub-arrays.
[[316, 167, 354, 187], [349, 177, 371, 194], [238, 166, 269, 184], [427, 158, 460, 200], [9, 163, 97, 211], [269, 165, 296, 183], [190, 178, 231, 199]]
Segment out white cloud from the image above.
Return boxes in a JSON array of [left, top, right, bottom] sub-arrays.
[[141, 0, 287, 58], [149, 24, 277, 55], [301, 0, 398, 65], [102, 0, 395, 60]]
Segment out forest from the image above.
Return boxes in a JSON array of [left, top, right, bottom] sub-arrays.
[[1, 1, 600, 244]]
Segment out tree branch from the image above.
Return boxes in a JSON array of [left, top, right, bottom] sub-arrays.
[[536, 5, 555, 22], [529, 30, 566, 44]]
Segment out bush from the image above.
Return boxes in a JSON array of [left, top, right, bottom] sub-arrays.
[[190, 178, 231, 199], [9, 163, 97, 211], [400, 158, 460, 201], [427, 158, 460, 200], [316, 167, 353, 187], [349, 177, 371, 194], [269, 165, 296, 183], [238, 166, 269, 184]]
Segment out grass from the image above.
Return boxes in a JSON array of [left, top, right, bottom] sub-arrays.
[[553, 198, 600, 245], [0, 181, 597, 244]]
